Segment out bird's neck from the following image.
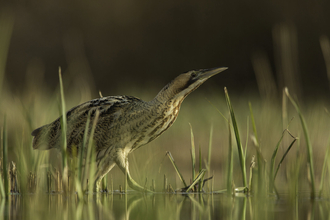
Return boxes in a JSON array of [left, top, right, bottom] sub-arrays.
[[152, 82, 176, 104], [151, 78, 197, 106]]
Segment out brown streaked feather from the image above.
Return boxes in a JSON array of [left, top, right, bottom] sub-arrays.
[[31, 95, 141, 152]]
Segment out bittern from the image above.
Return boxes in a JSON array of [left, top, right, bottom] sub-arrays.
[[31, 67, 227, 192]]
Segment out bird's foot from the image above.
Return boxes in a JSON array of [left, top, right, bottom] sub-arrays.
[[126, 174, 154, 193]]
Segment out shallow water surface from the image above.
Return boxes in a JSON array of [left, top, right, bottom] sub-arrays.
[[2, 192, 330, 220]]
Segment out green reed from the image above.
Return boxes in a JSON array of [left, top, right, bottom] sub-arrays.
[[225, 87, 247, 188], [205, 125, 213, 192], [166, 152, 187, 188], [189, 123, 196, 182], [319, 135, 330, 197], [285, 88, 316, 198], [1, 116, 8, 196], [76, 114, 91, 198], [249, 102, 266, 194], [86, 111, 99, 193], [226, 118, 233, 195], [58, 68, 69, 192]]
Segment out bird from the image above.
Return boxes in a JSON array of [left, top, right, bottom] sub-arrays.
[[31, 67, 227, 192]]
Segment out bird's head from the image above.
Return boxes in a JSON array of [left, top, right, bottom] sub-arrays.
[[154, 67, 228, 103]]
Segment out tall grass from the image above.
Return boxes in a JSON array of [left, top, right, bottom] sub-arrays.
[[166, 152, 187, 188], [198, 144, 203, 192], [166, 125, 211, 192], [249, 102, 267, 195], [0, 68, 329, 218], [76, 113, 91, 198], [206, 126, 213, 174], [224, 87, 247, 188], [269, 130, 285, 193], [222, 89, 301, 197], [268, 128, 297, 194], [318, 134, 330, 197], [0, 73, 327, 199], [1, 116, 8, 196], [273, 135, 297, 180], [59, 68, 69, 192], [189, 123, 196, 183], [226, 119, 233, 195], [285, 88, 316, 198], [86, 111, 100, 193]]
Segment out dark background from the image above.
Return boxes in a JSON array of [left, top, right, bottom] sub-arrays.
[[2, 0, 330, 99]]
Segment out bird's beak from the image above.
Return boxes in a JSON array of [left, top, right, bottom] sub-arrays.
[[199, 67, 228, 80]]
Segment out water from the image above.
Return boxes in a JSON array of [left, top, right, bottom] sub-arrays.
[[1, 192, 329, 220]]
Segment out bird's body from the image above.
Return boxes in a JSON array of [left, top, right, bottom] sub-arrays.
[[32, 67, 227, 192]]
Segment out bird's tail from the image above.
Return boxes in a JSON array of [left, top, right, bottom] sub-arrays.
[[31, 125, 53, 150]]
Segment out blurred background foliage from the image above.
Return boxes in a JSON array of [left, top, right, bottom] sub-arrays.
[[1, 0, 330, 99]]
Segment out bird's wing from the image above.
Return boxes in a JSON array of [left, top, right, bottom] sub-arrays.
[[31, 95, 141, 151]]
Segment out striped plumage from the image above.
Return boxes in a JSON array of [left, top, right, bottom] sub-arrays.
[[31, 67, 227, 192]]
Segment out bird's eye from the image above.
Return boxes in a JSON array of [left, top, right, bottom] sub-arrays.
[[191, 72, 197, 78]]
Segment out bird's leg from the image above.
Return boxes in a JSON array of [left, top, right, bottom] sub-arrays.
[[93, 159, 116, 192], [115, 151, 153, 193]]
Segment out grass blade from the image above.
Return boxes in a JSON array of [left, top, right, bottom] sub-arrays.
[[274, 137, 297, 180], [76, 113, 91, 198], [0, 172, 4, 197], [166, 152, 187, 187], [185, 169, 206, 192], [249, 103, 267, 195], [79, 114, 91, 181], [285, 88, 316, 198], [206, 125, 213, 172], [248, 155, 255, 192], [205, 98, 228, 121], [189, 123, 196, 182], [244, 116, 249, 158], [58, 67, 68, 192], [199, 145, 202, 174], [225, 87, 247, 187], [319, 136, 330, 197], [270, 129, 296, 193], [87, 110, 100, 192], [59, 67, 67, 165], [2, 116, 8, 196], [269, 131, 285, 193], [249, 102, 258, 145], [198, 144, 203, 192], [227, 118, 234, 195], [78, 114, 90, 180], [205, 125, 213, 192]]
